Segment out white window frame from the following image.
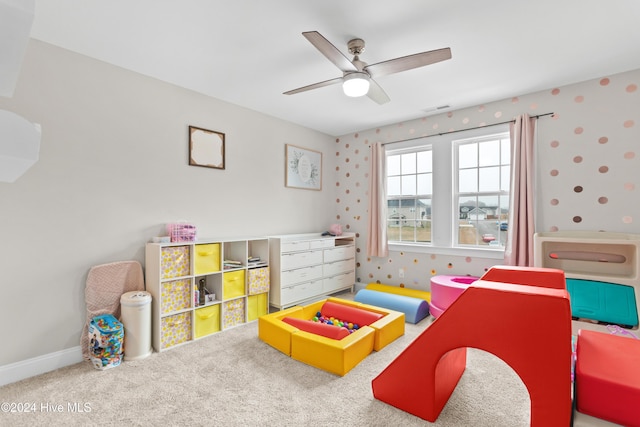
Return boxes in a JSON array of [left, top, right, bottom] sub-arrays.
[[386, 125, 509, 260]]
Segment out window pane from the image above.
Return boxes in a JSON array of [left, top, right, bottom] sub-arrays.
[[401, 175, 416, 196], [479, 166, 500, 192], [417, 151, 432, 173], [458, 197, 479, 245], [500, 165, 510, 191], [401, 153, 416, 174], [501, 138, 511, 165], [458, 198, 478, 220], [458, 143, 477, 168], [479, 140, 500, 166], [400, 198, 417, 219], [459, 168, 477, 193], [387, 155, 401, 176], [418, 198, 431, 220], [387, 176, 401, 196], [478, 195, 498, 214], [417, 173, 432, 195]]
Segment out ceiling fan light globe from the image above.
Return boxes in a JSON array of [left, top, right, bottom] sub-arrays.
[[342, 73, 370, 97]]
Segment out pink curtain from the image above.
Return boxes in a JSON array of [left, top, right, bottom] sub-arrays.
[[367, 142, 389, 257], [505, 114, 536, 266]]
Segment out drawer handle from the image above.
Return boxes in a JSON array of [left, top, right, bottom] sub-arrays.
[[198, 251, 214, 256], [197, 311, 217, 320]]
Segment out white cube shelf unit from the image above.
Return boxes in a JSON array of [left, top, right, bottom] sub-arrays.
[[145, 237, 269, 352], [268, 232, 356, 310]]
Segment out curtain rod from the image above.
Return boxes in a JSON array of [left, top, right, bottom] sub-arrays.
[[380, 112, 554, 146]]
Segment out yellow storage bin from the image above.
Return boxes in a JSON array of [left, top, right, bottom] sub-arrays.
[[161, 279, 192, 314], [195, 305, 221, 338], [248, 267, 270, 295], [194, 243, 221, 275], [160, 312, 192, 350], [248, 293, 269, 321], [223, 270, 245, 299]]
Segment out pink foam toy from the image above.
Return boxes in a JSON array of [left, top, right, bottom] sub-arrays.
[[430, 275, 479, 318]]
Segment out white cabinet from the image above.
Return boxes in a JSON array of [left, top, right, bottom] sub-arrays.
[[269, 233, 356, 310], [145, 237, 269, 352]]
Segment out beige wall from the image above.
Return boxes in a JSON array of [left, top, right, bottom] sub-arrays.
[[0, 40, 335, 366]]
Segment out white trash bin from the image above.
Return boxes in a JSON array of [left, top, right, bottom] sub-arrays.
[[120, 291, 152, 361]]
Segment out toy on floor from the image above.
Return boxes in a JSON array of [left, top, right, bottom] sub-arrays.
[[355, 283, 431, 324], [534, 231, 640, 334], [258, 297, 405, 376], [354, 289, 429, 324], [88, 314, 124, 370], [312, 312, 360, 332], [429, 275, 479, 318], [575, 329, 640, 427], [372, 266, 573, 426]]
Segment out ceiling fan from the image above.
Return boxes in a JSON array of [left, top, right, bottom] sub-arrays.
[[284, 31, 452, 104]]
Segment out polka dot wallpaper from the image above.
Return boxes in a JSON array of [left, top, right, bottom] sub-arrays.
[[332, 68, 639, 292]]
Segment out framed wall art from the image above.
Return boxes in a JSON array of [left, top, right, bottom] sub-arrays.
[[285, 144, 322, 190], [189, 125, 225, 169]]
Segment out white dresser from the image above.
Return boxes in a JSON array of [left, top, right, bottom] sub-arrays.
[[268, 233, 356, 310]]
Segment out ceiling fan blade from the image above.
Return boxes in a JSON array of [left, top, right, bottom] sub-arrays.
[[303, 31, 358, 73], [367, 78, 390, 105], [365, 47, 452, 78], [283, 77, 343, 95]]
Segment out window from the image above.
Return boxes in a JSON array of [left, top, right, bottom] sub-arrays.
[[385, 126, 510, 256], [386, 148, 432, 243], [455, 133, 510, 248]]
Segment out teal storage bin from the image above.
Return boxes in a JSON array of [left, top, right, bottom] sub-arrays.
[[566, 278, 638, 327], [88, 314, 124, 370]]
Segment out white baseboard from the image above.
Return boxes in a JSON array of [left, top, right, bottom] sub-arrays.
[[0, 346, 83, 387]]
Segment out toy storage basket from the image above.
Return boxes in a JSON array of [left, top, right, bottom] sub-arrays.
[[88, 314, 124, 370], [167, 222, 197, 242]]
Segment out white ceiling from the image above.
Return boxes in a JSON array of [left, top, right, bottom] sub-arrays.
[[30, 0, 640, 136]]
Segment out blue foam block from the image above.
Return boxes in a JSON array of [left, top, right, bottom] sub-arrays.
[[354, 289, 430, 324]]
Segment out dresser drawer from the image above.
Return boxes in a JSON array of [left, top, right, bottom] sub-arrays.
[[281, 249, 323, 270], [309, 239, 335, 249], [323, 259, 354, 277], [324, 245, 355, 263], [324, 271, 355, 294], [281, 265, 323, 287], [281, 240, 310, 253], [281, 280, 323, 305]]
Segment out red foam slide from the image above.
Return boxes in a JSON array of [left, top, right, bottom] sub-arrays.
[[372, 266, 573, 426]]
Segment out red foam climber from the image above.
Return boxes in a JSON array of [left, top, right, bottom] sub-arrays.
[[371, 266, 573, 426]]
